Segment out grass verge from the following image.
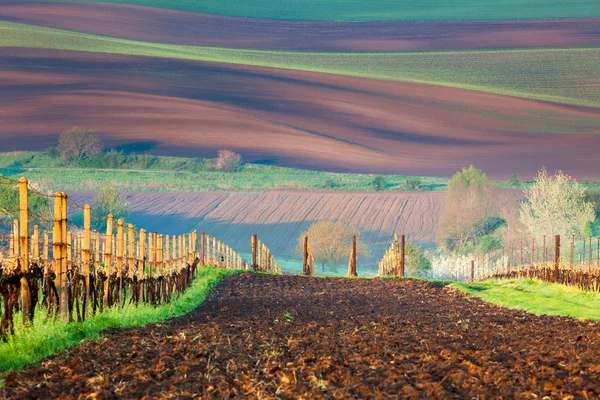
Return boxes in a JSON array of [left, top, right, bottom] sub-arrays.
[[453, 279, 600, 321], [1, 21, 599, 108], [0, 266, 240, 372]]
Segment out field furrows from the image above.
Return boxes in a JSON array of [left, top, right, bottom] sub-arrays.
[[69, 191, 444, 261], [1, 50, 599, 177], [7, 274, 600, 398]]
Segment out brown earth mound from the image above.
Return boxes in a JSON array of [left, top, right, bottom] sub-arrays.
[[5, 274, 600, 398], [2, 49, 599, 178], [1, 2, 600, 51]]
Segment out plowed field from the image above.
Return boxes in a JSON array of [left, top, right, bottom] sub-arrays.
[[2, 3, 599, 51], [5, 274, 600, 398], [2, 49, 599, 178], [69, 191, 444, 263]]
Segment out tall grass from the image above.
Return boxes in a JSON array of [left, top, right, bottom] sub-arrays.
[[1, 21, 599, 108], [0, 266, 239, 371]]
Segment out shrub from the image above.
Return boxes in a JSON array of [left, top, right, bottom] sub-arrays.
[[405, 177, 422, 191], [508, 174, 520, 186], [371, 175, 387, 191], [215, 150, 242, 172]]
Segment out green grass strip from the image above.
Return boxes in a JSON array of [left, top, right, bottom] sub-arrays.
[[1, 21, 599, 108], [37, 0, 600, 22], [0, 266, 240, 372], [453, 279, 600, 321]]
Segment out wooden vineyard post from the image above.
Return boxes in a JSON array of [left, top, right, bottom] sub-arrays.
[[158, 234, 163, 277], [348, 235, 357, 277], [67, 232, 72, 274], [471, 260, 475, 282], [139, 229, 146, 280], [251, 234, 258, 271], [43, 230, 49, 267], [148, 232, 155, 279], [400, 234, 406, 277], [394, 234, 400, 276], [302, 236, 311, 276], [19, 177, 32, 325], [104, 214, 113, 307], [589, 236, 593, 268], [128, 224, 134, 278], [116, 220, 124, 277], [200, 232, 205, 266], [32, 225, 39, 259], [172, 235, 177, 270], [60, 192, 68, 319], [82, 205, 91, 320], [554, 235, 560, 281], [53, 193, 62, 316], [165, 235, 170, 274]]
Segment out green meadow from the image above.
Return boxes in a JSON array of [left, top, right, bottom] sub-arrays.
[[1, 22, 599, 108], [0, 152, 447, 192], [453, 279, 600, 321], [39, 0, 600, 21]]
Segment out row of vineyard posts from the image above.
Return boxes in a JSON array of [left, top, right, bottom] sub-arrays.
[[465, 234, 600, 292], [299, 233, 407, 278], [0, 178, 281, 339]]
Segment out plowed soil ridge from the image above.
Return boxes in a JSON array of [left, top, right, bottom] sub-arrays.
[[6, 275, 600, 398]]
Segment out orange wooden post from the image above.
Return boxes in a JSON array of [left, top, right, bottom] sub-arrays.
[[43, 230, 49, 267], [200, 232, 205, 266], [60, 192, 68, 318], [554, 235, 561, 281], [251, 234, 258, 270], [104, 214, 114, 306], [83, 205, 91, 317], [348, 235, 357, 277], [400, 234, 406, 277], [157, 234, 163, 277], [19, 178, 32, 324], [116, 219, 124, 274], [32, 225, 39, 259]]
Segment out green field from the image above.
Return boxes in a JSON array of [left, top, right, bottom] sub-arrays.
[[39, 0, 600, 21], [0, 152, 447, 192], [2, 22, 599, 108], [453, 279, 600, 321]]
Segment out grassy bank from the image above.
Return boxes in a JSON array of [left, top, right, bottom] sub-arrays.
[[40, 0, 600, 21], [0, 151, 446, 192], [2, 22, 599, 108], [453, 279, 600, 321], [0, 266, 239, 371]]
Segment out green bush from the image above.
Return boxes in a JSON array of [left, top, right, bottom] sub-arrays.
[[371, 175, 387, 191]]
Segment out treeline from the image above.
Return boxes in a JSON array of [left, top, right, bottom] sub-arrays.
[[41, 127, 243, 172]]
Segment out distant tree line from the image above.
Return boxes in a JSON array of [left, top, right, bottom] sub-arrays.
[[46, 126, 243, 173]]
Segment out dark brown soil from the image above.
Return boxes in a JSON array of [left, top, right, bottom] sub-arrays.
[[4, 274, 600, 398]]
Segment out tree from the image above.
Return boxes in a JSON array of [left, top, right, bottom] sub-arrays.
[[404, 242, 431, 277], [57, 127, 103, 162], [519, 169, 595, 239], [215, 150, 242, 172], [405, 177, 422, 191], [371, 175, 387, 191], [0, 177, 52, 232], [508, 174, 520, 187], [438, 166, 500, 251], [92, 186, 130, 231], [296, 221, 369, 273]]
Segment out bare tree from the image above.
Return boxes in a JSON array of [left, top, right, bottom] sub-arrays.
[[296, 221, 369, 273], [215, 150, 242, 172], [57, 126, 103, 162], [520, 169, 595, 239]]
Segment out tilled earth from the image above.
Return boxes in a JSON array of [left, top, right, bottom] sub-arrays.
[[4, 274, 600, 399]]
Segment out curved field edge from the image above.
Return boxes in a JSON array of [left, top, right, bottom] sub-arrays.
[[36, 0, 600, 21], [1, 22, 599, 108], [452, 279, 600, 321], [0, 266, 240, 372]]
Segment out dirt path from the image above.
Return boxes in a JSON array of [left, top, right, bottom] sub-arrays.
[[5, 275, 600, 398]]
